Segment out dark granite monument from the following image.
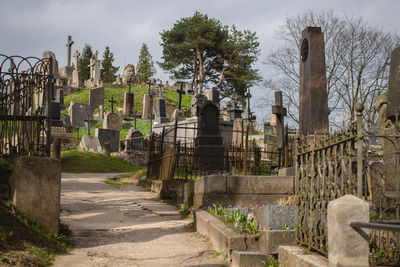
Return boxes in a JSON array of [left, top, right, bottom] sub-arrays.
[[155, 82, 168, 124], [125, 129, 144, 151], [299, 27, 329, 135], [89, 86, 104, 111]]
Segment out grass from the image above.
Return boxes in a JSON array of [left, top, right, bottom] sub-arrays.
[[0, 202, 71, 266], [61, 150, 140, 173]]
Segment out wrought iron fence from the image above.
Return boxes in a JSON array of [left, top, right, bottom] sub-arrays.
[[0, 54, 53, 159]]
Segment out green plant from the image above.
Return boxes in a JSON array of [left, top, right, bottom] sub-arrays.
[[264, 258, 279, 267], [281, 223, 290, 230], [178, 202, 190, 217]]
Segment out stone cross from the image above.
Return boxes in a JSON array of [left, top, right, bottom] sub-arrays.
[[84, 114, 91, 135], [244, 87, 251, 119], [299, 27, 329, 135], [177, 82, 186, 110], [146, 78, 155, 94], [66, 35, 74, 67], [94, 50, 98, 60], [73, 50, 80, 71], [158, 81, 163, 99], [272, 91, 287, 150], [109, 97, 116, 113]]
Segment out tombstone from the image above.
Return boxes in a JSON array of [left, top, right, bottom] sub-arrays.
[[299, 27, 329, 135], [155, 83, 168, 124], [69, 102, 93, 128], [103, 112, 122, 131], [243, 87, 252, 119], [229, 105, 243, 121], [232, 118, 243, 147], [60, 113, 71, 128], [122, 64, 136, 85], [142, 94, 153, 119], [125, 129, 144, 151], [89, 86, 104, 111], [203, 87, 219, 106], [272, 91, 287, 149], [56, 89, 64, 106], [66, 35, 74, 67], [194, 101, 224, 170], [386, 47, 400, 119], [80, 135, 102, 153], [98, 105, 104, 119], [123, 92, 134, 117], [86, 51, 102, 87], [95, 128, 120, 153], [172, 109, 185, 121], [191, 94, 208, 117], [114, 74, 123, 86], [51, 101, 61, 120], [42, 51, 60, 80], [72, 50, 80, 87]]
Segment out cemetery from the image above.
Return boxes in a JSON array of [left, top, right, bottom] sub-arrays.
[[1, 6, 400, 267]]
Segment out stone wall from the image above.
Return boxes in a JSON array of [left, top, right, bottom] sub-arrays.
[[111, 150, 148, 166], [9, 156, 61, 234]]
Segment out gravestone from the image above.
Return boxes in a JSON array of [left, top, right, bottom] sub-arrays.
[[122, 64, 136, 85], [51, 101, 61, 120], [69, 102, 93, 128], [204, 87, 219, 106], [232, 118, 243, 147], [42, 51, 60, 80], [80, 135, 102, 153], [299, 27, 329, 135], [56, 89, 64, 107], [123, 92, 134, 117], [155, 83, 168, 124], [272, 91, 287, 150], [95, 128, 120, 153], [72, 50, 80, 87], [191, 94, 208, 117], [60, 114, 71, 128], [125, 129, 144, 151], [142, 94, 152, 119], [98, 105, 104, 119], [243, 87, 252, 119], [104, 112, 122, 131], [89, 86, 104, 111], [194, 101, 224, 170], [66, 35, 74, 67]]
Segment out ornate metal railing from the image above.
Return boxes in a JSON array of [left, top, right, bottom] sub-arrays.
[[0, 54, 53, 159]]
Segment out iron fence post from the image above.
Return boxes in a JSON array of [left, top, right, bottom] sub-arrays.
[[355, 103, 364, 198]]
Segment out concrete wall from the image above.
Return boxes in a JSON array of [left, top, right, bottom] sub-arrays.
[[9, 156, 61, 234]]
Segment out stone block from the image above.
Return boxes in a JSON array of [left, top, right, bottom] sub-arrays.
[[255, 205, 295, 230], [227, 176, 294, 194], [259, 230, 295, 255], [278, 246, 328, 267], [69, 102, 93, 128], [278, 167, 295, 176], [9, 156, 61, 234], [328, 195, 369, 267], [183, 180, 195, 206], [80, 135, 102, 153], [193, 193, 290, 208], [89, 86, 104, 111], [104, 112, 122, 131], [95, 128, 120, 153], [231, 251, 273, 267], [194, 175, 226, 195]]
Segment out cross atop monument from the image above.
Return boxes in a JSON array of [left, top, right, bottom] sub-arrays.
[[146, 78, 155, 94], [109, 97, 117, 113], [272, 90, 287, 153], [177, 82, 186, 110], [66, 35, 74, 67], [244, 87, 252, 119], [84, 114, 92, 135], [158, 80, 163, 99], [73, 50, 80, 71]]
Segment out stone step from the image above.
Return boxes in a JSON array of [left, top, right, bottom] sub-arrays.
[[231, 251, 273, 267]]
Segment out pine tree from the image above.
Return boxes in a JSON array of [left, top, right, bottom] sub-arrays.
[[100, 46, 119, 83], [78, 43, 93, 84], [136, 43, 156, 84]]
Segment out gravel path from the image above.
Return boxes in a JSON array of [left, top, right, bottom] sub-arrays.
[[53, 173, 223, 267]]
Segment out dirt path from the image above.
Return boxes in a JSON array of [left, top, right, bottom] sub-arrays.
[[53, 173, 223, 267]]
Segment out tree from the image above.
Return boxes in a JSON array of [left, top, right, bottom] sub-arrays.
[[136, 43, 156, 84], [100, 46, 119, 83], [265, 10, 398, 128], [159, 11, 261, 100], [78, 43, 92, 84]]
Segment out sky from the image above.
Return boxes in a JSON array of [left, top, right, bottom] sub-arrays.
[[1, 0, 399, 124]]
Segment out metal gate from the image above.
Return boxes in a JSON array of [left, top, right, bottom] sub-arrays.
[[0, 54, 53, 160]]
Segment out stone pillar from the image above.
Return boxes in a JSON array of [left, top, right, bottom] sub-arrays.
[[123, 92, 134, 117], [328, 195, 369, 267], [386, 46, 400, 120], [66, 35, 74, 68], [51, 138, 61, 159], [142, 94, 152, 119], [99, 105, 104, 119], [172, 109, 184, 121], [155, 98, 168, 124], [272, 91, 287, 149], [299, 27, 329, 135]]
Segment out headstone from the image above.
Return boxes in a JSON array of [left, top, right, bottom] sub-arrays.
[[125, 129, 144, 151], [232, 119, 243, 147], [155, 83, 168, 124], [328, 195, 369, 267], [60, 113, 71, 128], [172, 109, 185, 121], [89, 86, 104, 111], [98, 105, 104, 119], [86, 51, 102, 87], [104, 112, 122, 131], [255, 205, 295, 230], [122, 64, 136, 85], [80, 135, 102, 153], [56, 89, 64, 107], [123, 92, 134, 117], [114, 74, 123, 86], [191, 94, 208, 117], [66, 35, 74, 67], [272, 91, 287, 149], [299, 27, 329, 135], [386, 47, 400, 120], [194, 101, 224, 170], [142, 94, 153, 119], [95, 128, 120, 153], [72, 50, 80, 87], [243, 87, 252, 119], [69, 102, 93, 128], [51, 101, 61, 120], [204, 87, 219, 106], [42, 51, 60, 80]]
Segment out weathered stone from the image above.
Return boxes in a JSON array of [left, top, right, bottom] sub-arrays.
[[125, 129, 144, 151], [232, 119, 243, 147], [111, 150, 148, 166], [42, 51, 60, 79], [123, 92, 134, 117], [227, 176, 294, 195], [259, 230, 295, 255], [95, 128, 120, 153], [142, 94, 153, 119], [98, 105, 104, 119], [80, 135, 102, 153], [299, 27, 329, 135], [278, 167, 295, 176], [386, 47, 400, 120], [69, 102, 93, 128], [103, 112, 122, 131], [194, 175, 227, 195], [122, 122, 132, 129], [51, 101, 61, 120], [255, 205, 295, 230], [155, 98, 168, 124], [66, 35, 74, 67], [122, 64, 135, 84], [278, 246, 328, 267], [203, 87, 219, 105], [191, 93, 208, 117], [231, 251, 273, 267], [56, 89, 64, 106], [272, 91, 286, 150], [171, 109, 184, 121], [9, 156, 61, 234], [72, 50, 80, 87], [327, 195, 369, 267], [89, 86, 104, 111]]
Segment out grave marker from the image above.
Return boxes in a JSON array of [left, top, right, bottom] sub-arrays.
[[95, 128, 120, 153], [89, 86, 104, 111], [69, 102, 93, 128], [66, 35, 74, 67], [104, 112, 122, 131], [386, 46, 400, 120]]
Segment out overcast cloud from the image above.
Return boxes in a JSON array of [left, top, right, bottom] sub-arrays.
[[1, 0, 399, 122]]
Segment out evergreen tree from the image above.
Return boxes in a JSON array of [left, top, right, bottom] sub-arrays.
[[136, 43, 156, 84], [100, 46, 119, 83], [78, 43, 93, 84]]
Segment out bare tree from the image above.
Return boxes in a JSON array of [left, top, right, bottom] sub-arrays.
[[264, 10, 398, 128]]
